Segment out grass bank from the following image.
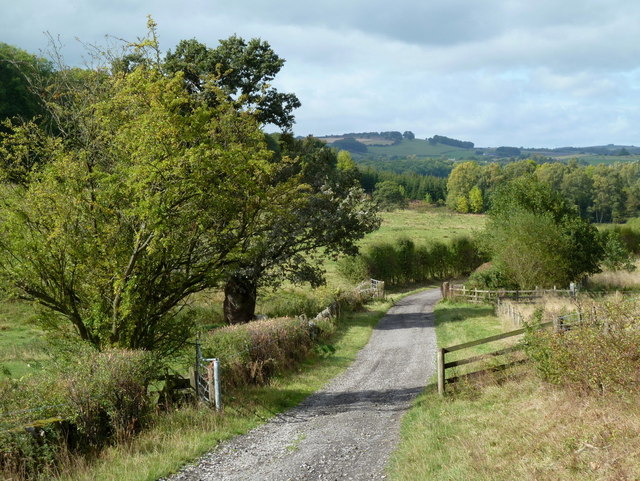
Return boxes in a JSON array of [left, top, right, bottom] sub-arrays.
[[388, 301, 640, 480], [54, 294, 411, 481]]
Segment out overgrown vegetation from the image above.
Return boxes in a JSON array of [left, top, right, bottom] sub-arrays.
[[1, 347, 155, 478], [524, 296, 640, 394]]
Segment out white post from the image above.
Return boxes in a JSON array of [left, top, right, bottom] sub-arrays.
[[213, 358, 222, 411]]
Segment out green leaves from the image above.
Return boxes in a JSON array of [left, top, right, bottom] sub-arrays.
[[0, 55, 298, 355], [483, 176, 603, 289]]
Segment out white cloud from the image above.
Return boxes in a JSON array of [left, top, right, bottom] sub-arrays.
[[2, 0, 640, 146]]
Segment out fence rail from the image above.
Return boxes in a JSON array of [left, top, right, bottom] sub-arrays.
[[436, 317, 578, 395], [442, 282, 573, 303]]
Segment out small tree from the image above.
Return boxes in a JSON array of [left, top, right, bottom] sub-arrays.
[[374, 180, 408, 211], [483, 176, 603, 288]]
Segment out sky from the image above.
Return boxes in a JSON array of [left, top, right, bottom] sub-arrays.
[[3, 0, 640, 148]]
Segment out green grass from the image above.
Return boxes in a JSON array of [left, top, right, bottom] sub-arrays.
[[365, 139, 473, 159], [388, 300, 640, 481], [433, 301, 516, 380], [361, 206, 485, 249], [54, 295, 407, 481], [0, 300, 47, 379]]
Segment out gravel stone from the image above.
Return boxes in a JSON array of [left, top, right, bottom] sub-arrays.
[[162, 288, 440, 481]]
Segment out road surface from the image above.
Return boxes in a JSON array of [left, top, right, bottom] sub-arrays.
[[164, 287, 440, 481]]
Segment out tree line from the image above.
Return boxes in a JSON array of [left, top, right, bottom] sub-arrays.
[[446, 158, 640, 223]]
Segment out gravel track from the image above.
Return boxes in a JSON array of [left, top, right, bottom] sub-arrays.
[[164, 288, 440, 481]]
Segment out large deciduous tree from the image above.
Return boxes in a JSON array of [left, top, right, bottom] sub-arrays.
[[164, 34, 378, 324], [164, 36, 301, 130], [0, 39, 299, 353], [223, 136, 380, 324]]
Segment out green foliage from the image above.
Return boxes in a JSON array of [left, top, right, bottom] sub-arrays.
[[468, 186, 483, 213], [482, 176, 603, 289], [221, 135, 380, 323], [446, 161, 482, 212], [336, 150, 357, 171], [0, 347, 154, 478], [373, 180, 408, 211], [203, 317, 316, 388], [257, 289, 331, 319], [466, 264, 516, 290], [0, 40, 300, 354], [0, 43, 51, 127], [599, 230, 636, 272], [164, 36, 300, 130], [427, 135, 474, 149], [330, 137, 367, 153], [358, 165, 447, 202]]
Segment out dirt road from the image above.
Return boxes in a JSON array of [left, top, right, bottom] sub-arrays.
[[165, 288, 440, 481]]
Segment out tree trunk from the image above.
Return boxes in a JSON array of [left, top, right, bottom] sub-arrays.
[[223, 275, 258, 324]]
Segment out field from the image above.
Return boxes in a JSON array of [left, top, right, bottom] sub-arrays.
[[364, 139, 473, 159], [549, 153, 640, 165], [0, 300, 45, 379], [362, 205, 485, 247]]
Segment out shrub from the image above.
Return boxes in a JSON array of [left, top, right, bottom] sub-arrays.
[[524, 298, 640, 394], [60, 348, 156, 445], [0, 347, 155, 478], [338, 236, 484, 287], [202, 317, 319, 388]]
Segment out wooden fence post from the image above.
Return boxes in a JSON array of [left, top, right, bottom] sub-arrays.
[[437, 348, 445, 395]]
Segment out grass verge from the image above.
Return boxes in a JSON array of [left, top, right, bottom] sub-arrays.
[[55, 295, 405, 481], [388, 300, 640, 481]]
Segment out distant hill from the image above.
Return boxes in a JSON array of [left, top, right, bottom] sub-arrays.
[[314, 131, 640, 167]]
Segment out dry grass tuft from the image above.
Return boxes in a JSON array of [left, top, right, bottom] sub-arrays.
[[588, 260, 640, 290]]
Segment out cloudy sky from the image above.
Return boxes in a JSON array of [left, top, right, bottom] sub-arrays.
[[3, 0, 640, 147]]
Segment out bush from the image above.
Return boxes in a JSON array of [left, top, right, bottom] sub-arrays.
[[467, 263, 516, 290], [202, 317, 326, 388], [60, 348, 156, 445], [524, 298, 640, 394], [0, 347, 155, 479], [338, 236, 484, 287]]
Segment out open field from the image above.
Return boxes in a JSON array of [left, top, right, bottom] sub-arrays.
[[362, 206, 485, 248], [365, 139, 473, 159], [0, 300, 46, 379]]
